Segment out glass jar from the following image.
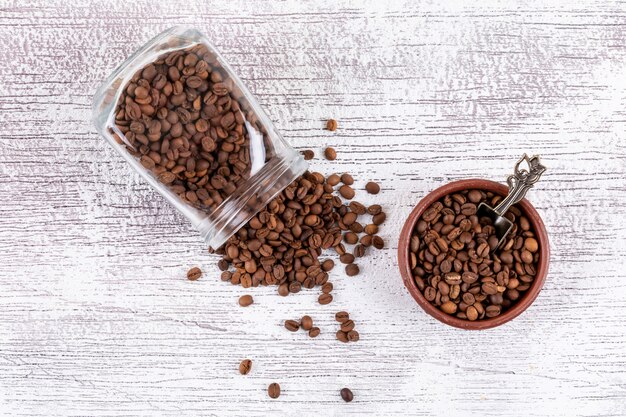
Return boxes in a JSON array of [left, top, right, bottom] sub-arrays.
[[93, 27, 308, 248]]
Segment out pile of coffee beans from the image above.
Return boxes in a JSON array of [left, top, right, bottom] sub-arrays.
[[112, 44, 270, 214], [409, 189, 540, 320], [335, 311, 359, 343], [213, 172, 386, 299]]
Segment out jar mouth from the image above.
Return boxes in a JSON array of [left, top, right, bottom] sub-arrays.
[[198, 150, 308, 249]]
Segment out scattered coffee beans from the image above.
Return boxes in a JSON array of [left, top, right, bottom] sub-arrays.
[[410, 189, 540, 321], [326, 119, 338, 131], [187, 267, 202, 281], [324, 147, 337, 160], [239, 359, 252, 375], [238, 294, 253, 307], [334, 312, 360, 343], [340, 388, 354, 402], [268, 383, 281, 399]]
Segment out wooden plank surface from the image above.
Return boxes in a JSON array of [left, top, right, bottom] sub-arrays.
[[1, 1, 626, 416]]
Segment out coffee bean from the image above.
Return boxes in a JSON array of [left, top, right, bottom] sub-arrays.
[[322, 259, 335, 271], [340, 173, 354, 185], [365, 181, 380, 194], [347, 330, 360, 342], [268, 383, 281, 399], [441, 301, 457, 314], [339, 185, 355, 199], [340, 388, 354, 402], [372, 212, 386, 225], [322, 282, 333, 294], [344, 232, 359, 244], [301, 149, 314, 160], [326, 119, 338, 131], [335, 311, 350, 323], [466, 305, 479, 321], [345, 263, 360, 276], [336, 330, 349, 343], [299, 315, 313, 331], [340, 253, 355, 264], [239, 359, 252, 375], [360, 235, 373, 247], [187, 267, 202, 281], [349, 201, 366, 214], [367, 204, 382, 215], [340, 319, 355, 332], [238, 295, 253, 307], [353, 244, 366, 258], [319, 293, 333, 305], [324, 147, 337, 160], [309, 327, 320, 338], [284, 320, 300, 332], [372, 235, 384, 249], [364, 224, 378, 235], [327, 174, 341, 186], [525, 237, 538, 253]]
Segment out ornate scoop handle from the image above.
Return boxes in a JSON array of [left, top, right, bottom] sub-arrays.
[[494, 154, 546, 215]]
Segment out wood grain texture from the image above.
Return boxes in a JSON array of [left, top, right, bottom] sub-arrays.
[[1, 1, 626, 416]]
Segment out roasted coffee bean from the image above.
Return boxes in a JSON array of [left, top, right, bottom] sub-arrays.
[[372, 212, 386, 225], [345, 263, 360, 276], [367, 204, 382, 215], [324, 147, 337, 160], [344, 232, 359, 244], [327, 174, 341, 186], [322, 259, 335, 271], [340, 319, 355, 332], [340, 253, 355, 264], [284, 320, 300, 332], [319, 293, 333, 305], [309, 327, 320, 338], [335, 311, 350, 323], [326, 119, 338, 131], [353, 244, 366, 258], [340, 173, 354, 185], [364, 224, 378, 235], [322, 282, 333, 294], [336, 330, 349, 343], [187, 267, 202, 281], [301, 149, 314, 160], [268, 383, 281, 399], [347, 330, 360, 342], [409, 189, 540, 321], [339, 185, 355, 199], [301, 315, 313, 331], [372, 235, 384, 249], [365, 181, 380, 194], [238, 295, 254, 307], [239, 359, 252, 375], [340, 388, 354, 402]]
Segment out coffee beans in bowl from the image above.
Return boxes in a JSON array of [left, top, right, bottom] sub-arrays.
[[398, 179, 549, 329]]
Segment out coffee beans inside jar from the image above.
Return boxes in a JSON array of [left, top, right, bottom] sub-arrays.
[[409, 189, 540, 321]]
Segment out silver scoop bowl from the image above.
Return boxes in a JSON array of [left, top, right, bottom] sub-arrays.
[[477, 154, 546, 248]]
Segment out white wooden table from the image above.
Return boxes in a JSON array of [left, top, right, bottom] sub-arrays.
[[1, 1, 626, 416]]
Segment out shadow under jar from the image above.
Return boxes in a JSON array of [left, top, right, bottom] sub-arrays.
[[93, 27, 307, 248], [398, 179, 549, 330]]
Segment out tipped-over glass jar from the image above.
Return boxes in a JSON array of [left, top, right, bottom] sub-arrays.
[[93, 27, 308, 248]]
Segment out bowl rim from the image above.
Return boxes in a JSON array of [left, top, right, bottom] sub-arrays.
[[398, 178, 550, 330]]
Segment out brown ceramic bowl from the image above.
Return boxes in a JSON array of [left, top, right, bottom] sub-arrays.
[[398, 179, 549, 330]]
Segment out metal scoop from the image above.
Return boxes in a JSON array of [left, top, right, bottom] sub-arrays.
[[477, 154, 546, 248]]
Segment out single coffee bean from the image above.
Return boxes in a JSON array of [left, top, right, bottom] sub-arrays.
[[347, 330, 360, 342], [364, 224, 378, 235], [340, 253, 355, 264], [341, 388, 354, 402], [525, 237, 538, 253], [324, 147, 337, 160], [321, 259, 335, 271], [340, 173, 354, 185], [284, 320, 300, 332], [239, 359, 252, 375], [345, 263, 360, 276], [372, 212, 386, 225], [327, 174, 341, 186], [367, 204, 382, 215], [353, 244, 366, 258], [372, 235, 384, 249], [238, 295, 253, 307], [187, 267, 202, 281], [301, 149, 314, 160], [309, 327, 320, 338], [441, 301, 457, 314], [319, 293, 333, 305], [336, 330, 349, 343], [340, 319, 355, 332], [335, 311, 350, 323], [365, 181, 380, 194], [322, 282, 333, 294], [301, 315, 313, 331], [339, 185, 355, 199], [344, 232, 359, 244], [268, 383, 281, 399], [326, 119, 338, 131]]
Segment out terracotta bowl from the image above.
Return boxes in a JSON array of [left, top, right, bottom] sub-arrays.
[[398, 179, 550, 330]]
